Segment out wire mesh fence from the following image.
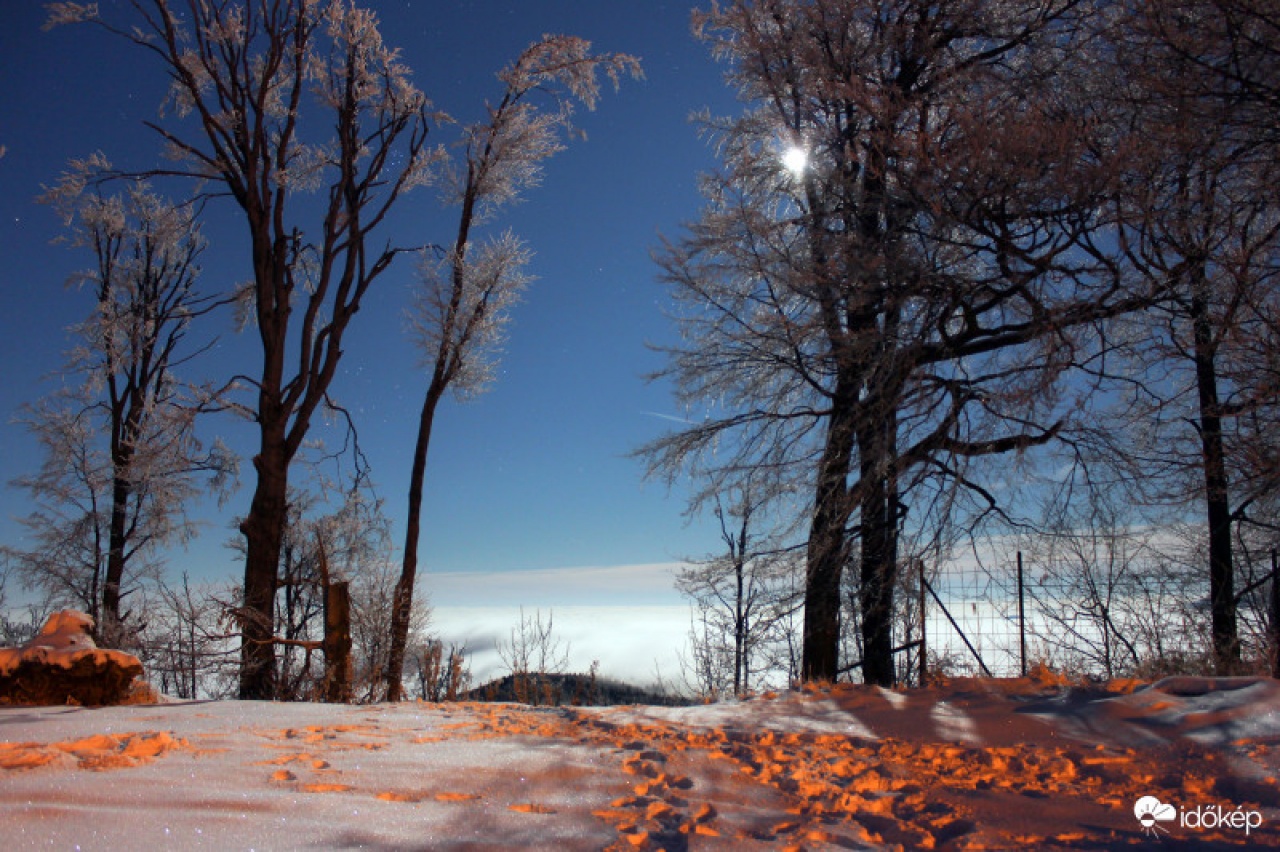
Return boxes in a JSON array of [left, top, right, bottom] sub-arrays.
[[906, 550, 1279, 683], [922, 555, 1025, 679]]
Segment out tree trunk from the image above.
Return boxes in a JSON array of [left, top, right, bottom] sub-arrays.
[[1190, 284, 1239, 673], [385, 381, 444, 701], [857, 407, 900, 687], [858, 484, 897, 683], [238, 429, 290, 700], [236, 206, 295, 701], [103, 389, 145, 647], [101, 470, 131, 646], [802, 376, 858, 681]]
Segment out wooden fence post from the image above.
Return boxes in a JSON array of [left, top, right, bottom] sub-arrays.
[[324, 581, 352, 703]]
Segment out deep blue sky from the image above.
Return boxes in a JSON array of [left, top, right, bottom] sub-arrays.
[[0, 2, 742, 605]]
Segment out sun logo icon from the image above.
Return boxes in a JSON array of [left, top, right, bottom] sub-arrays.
[[1134, 796, 1177, 838]]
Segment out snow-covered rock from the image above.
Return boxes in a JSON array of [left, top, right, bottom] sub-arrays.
[[0, 610, 144, 706]]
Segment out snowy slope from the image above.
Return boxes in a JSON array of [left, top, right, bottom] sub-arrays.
[[2, 675, 1279, 849]]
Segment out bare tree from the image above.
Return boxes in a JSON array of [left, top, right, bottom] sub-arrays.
[[145, 573, 240, 699], [680, 608, 735, 700], [0, 559, 46, 648], [349, 555, 429, 702], [50, 0, 438, 698], [676, 480, 798, 696], [1136, 0, 1280, 160], [645, 0, 1137, 686], [496, 607, 570, 706], [408, 638, 470, 702], [1078, 0, 1280, 673], [384, 37, 640, 701], [1024, 488, 1152, 678], [7, 181, 232, 646]]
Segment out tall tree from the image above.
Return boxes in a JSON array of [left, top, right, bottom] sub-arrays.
[[383, 37, 639, 701], [646, 0, 1139, 685], [8, 180, 231, 645], [1088, 0, 1280, 672], [52, 1, 436, 697]]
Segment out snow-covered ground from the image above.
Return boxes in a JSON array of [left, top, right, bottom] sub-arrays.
[[3, 673, 1280, 849]]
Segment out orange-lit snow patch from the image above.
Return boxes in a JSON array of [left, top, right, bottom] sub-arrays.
[[255, 751, 317, 766], [1103, 677, 1144, 694], [509, 802, 556, 814], [619, 828, 649, 847], [556, 680, 1280, 848], [327, 740, 385, 751], [0, 730, 192, 772], [0, 741, 67, 770], [373, 789, 481, 803]]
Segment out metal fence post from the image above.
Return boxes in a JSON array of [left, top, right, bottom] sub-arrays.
[[1272, 550, 1279, 679], [1017, 551, 1027, 678], [918, 559, 927, 686]]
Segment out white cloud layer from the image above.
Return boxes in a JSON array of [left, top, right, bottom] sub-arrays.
[[430, 604, 691, 688], [425, 562, 686, 607], [420, 563, 693, 687]]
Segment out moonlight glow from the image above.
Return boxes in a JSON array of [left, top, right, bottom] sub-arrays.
[[781, 146, 808, 176]]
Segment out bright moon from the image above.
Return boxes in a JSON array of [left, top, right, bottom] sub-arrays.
[[782, 146, 807, 175]]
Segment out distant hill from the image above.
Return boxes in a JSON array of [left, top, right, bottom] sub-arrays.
[[463, 672, 690, 707]]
